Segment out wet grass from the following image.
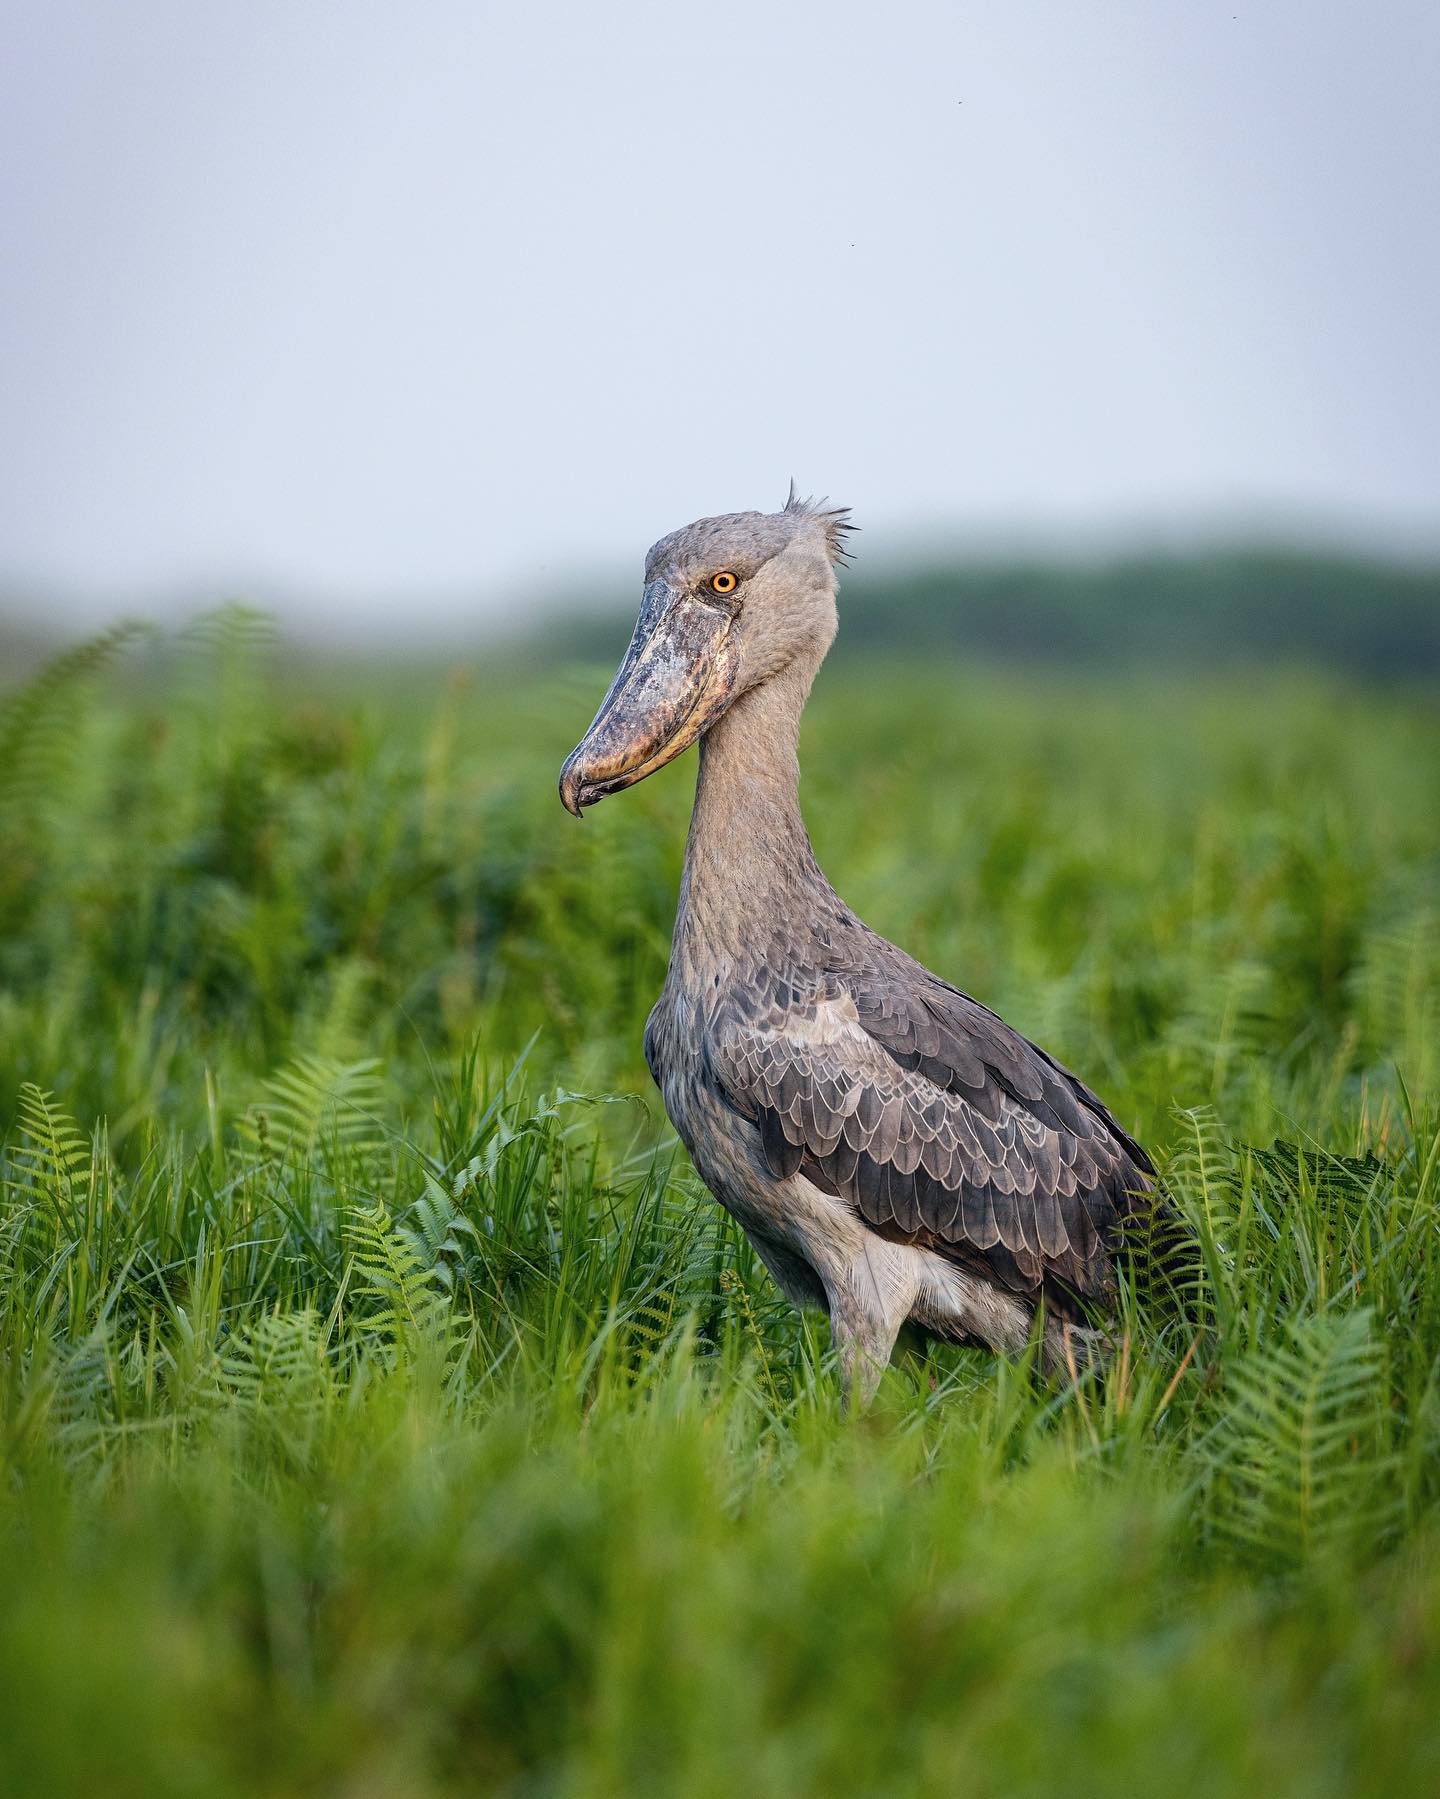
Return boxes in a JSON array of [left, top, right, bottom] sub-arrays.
[[1, 613, 1438, 1795]]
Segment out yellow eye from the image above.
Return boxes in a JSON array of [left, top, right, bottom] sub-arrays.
[[710, 571, 738, 596]]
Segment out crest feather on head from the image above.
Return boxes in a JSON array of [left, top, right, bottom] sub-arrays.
[[783, 479, 857, 568]]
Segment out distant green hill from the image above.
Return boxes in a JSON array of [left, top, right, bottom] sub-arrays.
[[841, 549, 1440, 675]]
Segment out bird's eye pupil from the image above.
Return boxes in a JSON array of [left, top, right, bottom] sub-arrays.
[[711, 571, 738, 595]]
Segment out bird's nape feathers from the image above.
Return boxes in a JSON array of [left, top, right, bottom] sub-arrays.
[[783, 480, 857, 568]]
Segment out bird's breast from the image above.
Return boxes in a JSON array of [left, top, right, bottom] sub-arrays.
[[646, 977, 756, 1194]]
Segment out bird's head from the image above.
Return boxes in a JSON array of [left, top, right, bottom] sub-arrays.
[[559, 485, 852, 815]]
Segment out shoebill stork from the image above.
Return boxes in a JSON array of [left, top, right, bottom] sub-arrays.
[[559, 488, 1157, 1402]]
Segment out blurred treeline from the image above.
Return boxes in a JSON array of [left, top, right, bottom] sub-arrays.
[[3, 546, 1436, 677]]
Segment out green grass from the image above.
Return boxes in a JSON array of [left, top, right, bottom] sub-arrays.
[[1, 610, 1438, 1796]]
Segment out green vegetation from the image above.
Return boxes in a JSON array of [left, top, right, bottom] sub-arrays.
[[1, 610, 1438, 1795]]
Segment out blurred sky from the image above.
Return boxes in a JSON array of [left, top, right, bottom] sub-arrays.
[[2, 0, 1437, 633]]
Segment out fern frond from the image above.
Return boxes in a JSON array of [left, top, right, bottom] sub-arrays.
[[346, 1204, 451, 1358], [13, 1082, 92, 1205], [1164, 1106, 1232, 1226], [241, 1055, 387, 1167], [182, 603, 278, 659], [1203, 1308, 1400, 1567], [1154, 1105, 1238, 1321], [221, 1309, 330, 1419], [0, 622, 144, 818]]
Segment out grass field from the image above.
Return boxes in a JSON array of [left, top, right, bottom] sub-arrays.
[[2, 610, 1438, 1796]]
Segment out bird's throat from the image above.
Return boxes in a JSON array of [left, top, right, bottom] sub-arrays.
[[675, 663, 829, 972]]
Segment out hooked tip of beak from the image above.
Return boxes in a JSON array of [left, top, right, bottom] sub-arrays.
[[558, 758, 586, 818]]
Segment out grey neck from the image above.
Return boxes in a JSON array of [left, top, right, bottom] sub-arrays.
[[673, 659, 831, 976]]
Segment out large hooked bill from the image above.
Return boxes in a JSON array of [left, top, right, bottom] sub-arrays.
[[558, 579, 738, 816]]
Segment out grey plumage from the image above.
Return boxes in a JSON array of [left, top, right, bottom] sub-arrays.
[[561, 489, 1159, 1401]]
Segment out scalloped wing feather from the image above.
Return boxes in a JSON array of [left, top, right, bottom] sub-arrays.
[[709, 966, 1153, 1312]]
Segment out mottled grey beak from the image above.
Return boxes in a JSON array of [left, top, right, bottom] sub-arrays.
[[559, 579, 739, 815]]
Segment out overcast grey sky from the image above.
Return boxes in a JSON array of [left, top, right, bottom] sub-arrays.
[[2, 0, 1437, 630]]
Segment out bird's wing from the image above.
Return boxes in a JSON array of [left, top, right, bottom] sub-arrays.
[[708, 954, 1152, 1306]]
